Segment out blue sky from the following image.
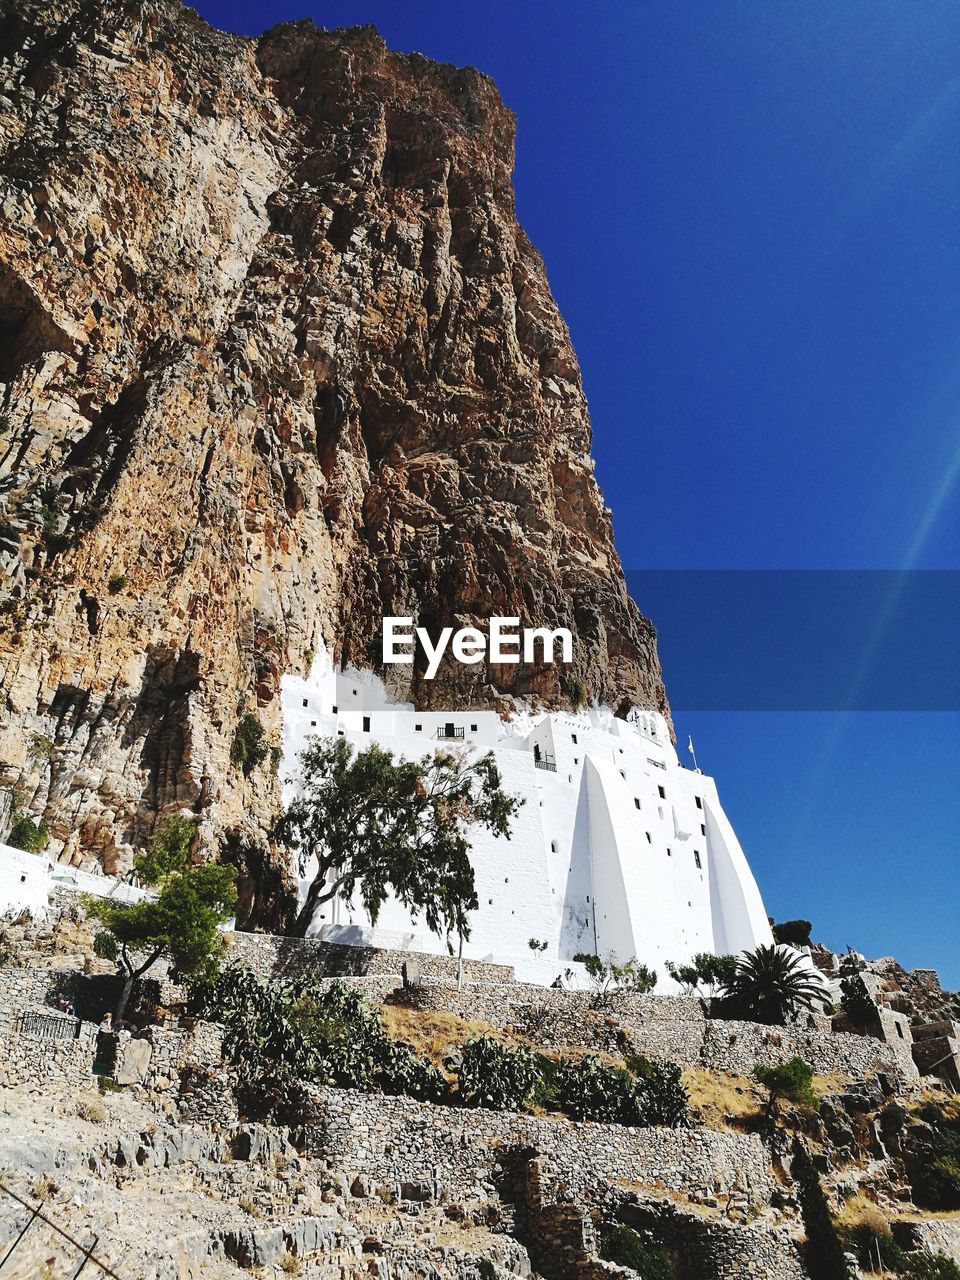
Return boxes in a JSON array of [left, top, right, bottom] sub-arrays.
[[192, 0, 960, 983]]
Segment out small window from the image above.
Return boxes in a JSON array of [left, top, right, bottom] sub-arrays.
[[695, 796, 702, 809], [586, 894, 590, 903], [619, 770, 626, 779], [302, 698, 308, 708], [571, 733, 578, 744], [362, 716, 370, 732], [701, 824, 706, 836], [573, 757, 578, 765], [470, 723, 477, 732], [550, 841, 557, 853], [332, 704, 338, 713], [415, 724, 422, 732], [658, 784, 666, 799], [896, 1022, 904, 1039], [310, 720, 317, 727], [352, 689, 357, 696], [634, 798, 641, 810], [666, 846, 672, 857], [646, 832, 652, 844], [694, 850, 702, 869]]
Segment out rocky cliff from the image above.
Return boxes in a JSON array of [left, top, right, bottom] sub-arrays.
[[0, 0, 666, 880]]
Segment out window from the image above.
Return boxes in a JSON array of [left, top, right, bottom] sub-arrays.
[[415, 724, 422, 732], [470, 723, 477, 732], [896, 1022, 904, 1039], [619, 770, 626, 779], [550, 841, 557, 853], [352, 689, 357, 696], [694, 850, 702, 869], [666, 846, 672, 857], [310, 720, 317, 727], [695, 796, 702, 809], [332, 704, 337, 714], [658, 784, 666, 799], [573, 757, 578, 765], [572, 733, 578, 744], [634, 798, 641, 810], [362, 716, 370, 732], [701, 824, 706, 836], [646, 832, 652, 844], [302, 698, 308, 708]]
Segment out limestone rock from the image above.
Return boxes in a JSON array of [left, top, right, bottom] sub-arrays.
[[0, 0, 667, 880]]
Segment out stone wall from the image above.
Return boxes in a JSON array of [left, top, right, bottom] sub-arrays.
[[300, 1086, 776, 1206], [385, 980, 920, 1088], [226, 931, 515, 985], [900, 1217, 960, 1265]]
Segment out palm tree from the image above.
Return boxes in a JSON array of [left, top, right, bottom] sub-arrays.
[[721, 944, 828, 1026]]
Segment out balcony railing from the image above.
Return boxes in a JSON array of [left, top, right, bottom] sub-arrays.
[[534, 755, 557, 772], [436, 726, 465, 740]]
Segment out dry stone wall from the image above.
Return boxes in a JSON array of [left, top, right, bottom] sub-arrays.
[[300, 1086, 776, 1206]]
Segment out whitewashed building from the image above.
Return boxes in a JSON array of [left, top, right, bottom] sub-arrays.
[[280, 653, 774, 987]]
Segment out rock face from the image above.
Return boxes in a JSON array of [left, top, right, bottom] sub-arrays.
[[0, 0, 666, 878]]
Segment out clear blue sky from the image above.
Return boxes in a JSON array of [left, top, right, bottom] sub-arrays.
[[191, 0, 960, 983]]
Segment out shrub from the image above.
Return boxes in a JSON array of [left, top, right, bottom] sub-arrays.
[[8, 813, 49, 853], [574, 951, 657, 1004], [230, 712, 269, 776], [75, 1097, 106, 1124], [753, 1057, 818, 1109], [560, 672, 586, 709], [194, 968, 447, 1116], [771, 919, 813, 948], [666, 952, 737, 996], [840, 974, 878, 1027], [93, 930, 118, 962], [26, 732, 54, 767], [913, 1155, 960, 1211], [899, 1254, 960, 1280], [278, 1251, 302, 1275], [721, 944, 828, 1025], [598, 1225, 672, 1280], [107, 573, 126, 593], [457, 1035, 540, 1111], [537, 1052, 688, 1128]]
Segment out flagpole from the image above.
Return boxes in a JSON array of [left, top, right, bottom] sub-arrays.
[[688, 734, 700, 773]]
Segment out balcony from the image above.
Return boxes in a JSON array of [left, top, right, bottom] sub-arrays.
[[436, 726, 465, 740], [534, 753, 557, 772]]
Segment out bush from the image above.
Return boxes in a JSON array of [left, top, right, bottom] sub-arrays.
[[899, 1254, 960, 1280], [457, 1035, 540, 1111], [8, 813, 49, 853], [107, 573, 126, 593], [574, 951, 658, 1004], [599, 1225, 672, 1280], [560, 673, 586, 709], [913, 1155, 960, 1211], [753, 1057, 818, 1109], [840, 974, 878, 1027], [230, 712, 269, 776], [536, 1052, 688, 1128], [771, 919, 813, 948], [194, 968, 447, 1117], [93, 930, 118, 962]]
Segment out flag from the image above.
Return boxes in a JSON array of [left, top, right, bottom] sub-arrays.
[[687, 735, 695, 755]]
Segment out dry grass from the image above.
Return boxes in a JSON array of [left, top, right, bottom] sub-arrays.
[[379, 1005, 500, 1067], [836, 1194, 892, 1238], [682, 1067, 765, 1130], [75, 1096, 106, 1124]]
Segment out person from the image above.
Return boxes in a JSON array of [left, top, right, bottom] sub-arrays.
[[99, 1012, 113, 1033]]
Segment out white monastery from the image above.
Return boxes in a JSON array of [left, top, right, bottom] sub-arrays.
[[279, 650, 774, 987]]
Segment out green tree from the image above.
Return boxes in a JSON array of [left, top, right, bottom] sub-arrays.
[[753, 1057, 818, 1109], [770, 918, 813, 948], [666, 951, 738, 997], [275, 736, 521, 941], [573, 951, 657, 1005], [230, 712, 269, 777], [85, 817, 236, 1025], [721, 944, 828, 1026]]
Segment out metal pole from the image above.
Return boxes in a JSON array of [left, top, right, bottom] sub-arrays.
[[70, 1234, 100, 1279], [0, 1204, 41, 1272]]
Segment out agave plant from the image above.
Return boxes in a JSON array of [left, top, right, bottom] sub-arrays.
[[721, 944, 828, 1026]]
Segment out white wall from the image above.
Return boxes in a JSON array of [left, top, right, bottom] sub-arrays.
[[0, 842, 151, 917], [280, 652, 774, 988]]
